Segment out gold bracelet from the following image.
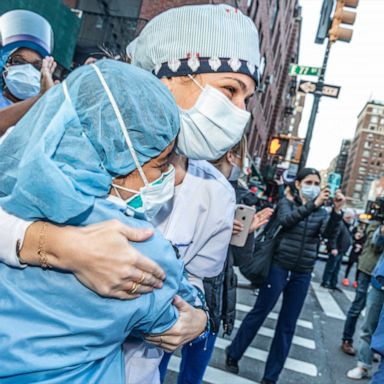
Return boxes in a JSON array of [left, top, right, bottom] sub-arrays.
[[37, 222, 51, 269]]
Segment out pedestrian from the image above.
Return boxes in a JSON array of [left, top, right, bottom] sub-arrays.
[[341, 221, 383, 356], [125, 138, 272, 384], [225, 167, 343, 384], [321, 208, 354, 291], [343, 228, 366, 287], [0, 60, 208, 383], [346, 226, 384, 379], [0, 10, 57, 138]]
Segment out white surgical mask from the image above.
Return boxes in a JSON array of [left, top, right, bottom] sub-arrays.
[[228, 163, 241, 181], [176, 77, 250, 160], [301, 185, 321, 201], [112, 165, 175, 221], [3, 64, 41, 100], [90, 64, 176, 222]]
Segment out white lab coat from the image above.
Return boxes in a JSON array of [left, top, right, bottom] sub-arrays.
[[124, 160, 235, 383]]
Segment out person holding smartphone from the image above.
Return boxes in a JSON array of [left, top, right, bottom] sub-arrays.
[[226, 168, 344, 384]]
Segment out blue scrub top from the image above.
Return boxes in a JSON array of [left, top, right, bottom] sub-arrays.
[[0, 92, 11, 109], [0, 199, 196, 383]]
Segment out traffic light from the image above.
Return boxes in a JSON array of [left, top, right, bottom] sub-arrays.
[[328, 0, 359, 43], [268, 137, 289, 157]]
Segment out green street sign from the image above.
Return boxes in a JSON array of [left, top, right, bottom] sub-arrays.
[[289, 64, 320, 77]]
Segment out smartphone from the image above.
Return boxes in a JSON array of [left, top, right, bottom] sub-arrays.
[[327, 172, 341, 198], [230, 204, 256, 247]]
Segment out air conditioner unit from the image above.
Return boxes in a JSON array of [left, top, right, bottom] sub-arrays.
[[265, 74, 274, 85]]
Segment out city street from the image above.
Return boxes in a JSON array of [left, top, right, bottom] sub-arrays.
[[165, 260, 378, 384]]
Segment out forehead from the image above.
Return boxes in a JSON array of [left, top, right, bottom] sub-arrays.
[[11, 48, 42, 62], [301, 174, 320, 183]]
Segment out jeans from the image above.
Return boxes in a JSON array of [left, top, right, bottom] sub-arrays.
[[343, 271, 371, 342], [322, 252, 343, 288], [227, 264, 311, 383], [371, 359, 384, 384], [159, 333, 217, 384], [358, 286, 384, 368]]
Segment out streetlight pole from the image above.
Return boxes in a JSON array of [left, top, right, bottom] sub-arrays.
[[299, 39, 333, 170]]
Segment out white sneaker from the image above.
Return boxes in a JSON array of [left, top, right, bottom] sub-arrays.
[[346, 366, 371, 379]]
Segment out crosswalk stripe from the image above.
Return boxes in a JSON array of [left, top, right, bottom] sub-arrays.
[[168, 355, 259, 384], [233, 320, 316, 349], [236, 303, 314, 330], [311, 282, 346, 320], [343, 289, 355, 302], [215, 338, 318, 377]]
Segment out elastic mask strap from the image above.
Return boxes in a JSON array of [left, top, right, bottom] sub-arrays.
[[91, 64, 149, 186], [188, 74, 204, 91], [112, 183, 138, 196], [62, 81, 71, 102]]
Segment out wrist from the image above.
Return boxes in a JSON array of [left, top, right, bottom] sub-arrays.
[[45, 224, 80, 271]]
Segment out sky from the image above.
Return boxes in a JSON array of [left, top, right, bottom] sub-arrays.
[[297, 0, 384, 170]]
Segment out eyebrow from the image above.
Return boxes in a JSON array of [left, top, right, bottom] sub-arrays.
[[222, 77, 248, 93]]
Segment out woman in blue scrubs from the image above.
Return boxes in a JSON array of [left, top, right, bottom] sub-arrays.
[[0, 59, 207, 383]]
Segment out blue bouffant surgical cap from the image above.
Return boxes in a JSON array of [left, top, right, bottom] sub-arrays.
[[0, 59, 180, 223]]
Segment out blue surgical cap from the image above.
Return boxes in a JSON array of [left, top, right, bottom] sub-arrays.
[[0, 59, 180, 223]]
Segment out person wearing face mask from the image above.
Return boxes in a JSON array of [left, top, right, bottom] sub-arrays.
[[0, 4, 260, 347], [226, 168, 344, 384], [321, 207, 355, 291], [140, 138, 271, 384], [0, 10, 57, 139], [0, 60, 210, 383]]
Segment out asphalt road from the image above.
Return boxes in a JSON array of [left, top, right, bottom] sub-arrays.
[[164, 259, 378, 384]]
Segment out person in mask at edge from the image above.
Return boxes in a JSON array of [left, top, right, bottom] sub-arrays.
[[145, 137, 273, 384], [0, 3, 259, 347], [225, 168, 344, 384], [0, 60, 209, 383], [0, 10, 57, 138]]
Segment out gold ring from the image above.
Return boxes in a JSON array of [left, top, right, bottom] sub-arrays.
[[129, 281, 139, 294], [138, 272, 146, 284]]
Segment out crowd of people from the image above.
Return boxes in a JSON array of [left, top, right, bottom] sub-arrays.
[[1, 5, 384, 384]]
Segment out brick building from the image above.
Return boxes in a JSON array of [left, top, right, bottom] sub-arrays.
[[342, 100, 384, 208], [64, 0, 302, 166]]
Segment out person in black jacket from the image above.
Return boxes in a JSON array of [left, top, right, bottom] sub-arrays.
[[225, 168, 343, 384], [321, 209, 354, 290]]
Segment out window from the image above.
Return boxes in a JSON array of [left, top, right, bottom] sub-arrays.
[[363, 150, 370, 157], [353, 192, 360, 199], [270, 0, 279, 31], [370, 125, 376, 131], [378, 161, 381, 167], [259, 55, 266, 79], [364, 141, 371, 149], [355, 184, 362, 192], [371, 116, 379, 123]]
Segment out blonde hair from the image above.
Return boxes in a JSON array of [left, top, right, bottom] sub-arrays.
[[210, 135, 247, 170]]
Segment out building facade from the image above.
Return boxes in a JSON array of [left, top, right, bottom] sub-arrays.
[[334, 139, 351, 185], [63, 0, 143, 63], [342, 100, 384, 208]]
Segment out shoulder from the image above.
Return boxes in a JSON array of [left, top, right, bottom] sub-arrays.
[[187, 160, 235, 201], [278, 196, 294, 208]]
